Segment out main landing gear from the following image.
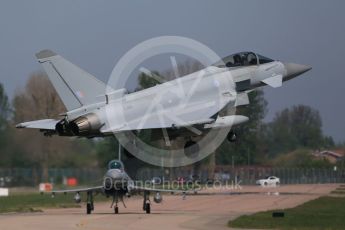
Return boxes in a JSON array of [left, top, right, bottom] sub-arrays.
[[143, 191, 151, 214], [86, 191, 94, 214]]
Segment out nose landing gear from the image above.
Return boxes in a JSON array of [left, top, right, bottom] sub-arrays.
[[111, 193, 120, 214]]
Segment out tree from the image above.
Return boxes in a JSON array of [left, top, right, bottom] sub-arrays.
[[0, 83, 11, 165], [264, 105, 331, 156], [13, 72, 65, 122], [271, 149, 332, 168], [0, 83, 10, 130], [137, 71, 162, 90], [11, 72, 96, 181], [12, 72, 65, 176], [96, 136, 119, 167]]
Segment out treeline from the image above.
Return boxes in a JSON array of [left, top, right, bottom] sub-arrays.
[[0, 74, 99, 179], [216, 96, 336, 167]]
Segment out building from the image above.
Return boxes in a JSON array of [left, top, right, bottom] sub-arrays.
[[313, 150, 345, 164]]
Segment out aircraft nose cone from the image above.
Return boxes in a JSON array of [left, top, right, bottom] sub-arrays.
[[283, 63, 312, 80]]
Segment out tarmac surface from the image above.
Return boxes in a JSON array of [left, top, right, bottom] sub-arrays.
[[0, 184, 337, 230]]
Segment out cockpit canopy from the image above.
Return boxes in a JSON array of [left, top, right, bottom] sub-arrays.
[[213, 52, 274, 68], [108, 160, 124, 170]]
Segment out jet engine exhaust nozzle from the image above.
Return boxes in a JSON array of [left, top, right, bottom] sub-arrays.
[[70, 113, 101, 135]]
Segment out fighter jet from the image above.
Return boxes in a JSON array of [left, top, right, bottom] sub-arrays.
[[16, 50, 311, 147], [50, 159, 193, 214]]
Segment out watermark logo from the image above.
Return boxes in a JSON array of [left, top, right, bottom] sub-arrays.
[[106, 36, 236, 167], [102, 177, 242, 192]]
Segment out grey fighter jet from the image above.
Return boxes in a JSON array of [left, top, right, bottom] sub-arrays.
[[16, 50, 311, 145], [50, 159, 192, 214]]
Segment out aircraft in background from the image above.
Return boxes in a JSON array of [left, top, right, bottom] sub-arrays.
[[50, 159, 192, 214], [16, 50, 311, 150]]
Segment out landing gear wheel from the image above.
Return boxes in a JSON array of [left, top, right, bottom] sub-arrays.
[[145, 203, 151, 214], [114, 206, 119, 214], [227, 131, 237, 142], [86, 203, 92, 214]]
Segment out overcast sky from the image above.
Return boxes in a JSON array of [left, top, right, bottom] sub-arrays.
[[0, 0, 344, 142]]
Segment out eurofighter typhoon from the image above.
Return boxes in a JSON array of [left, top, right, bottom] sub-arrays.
[[17, 50, 311, 147]]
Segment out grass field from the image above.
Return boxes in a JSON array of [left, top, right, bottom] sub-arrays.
[[330, 187, 345, 194], [0, 193, 83, 213], [228, 196, 345, 230]]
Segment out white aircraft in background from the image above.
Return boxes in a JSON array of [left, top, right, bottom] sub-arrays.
[[16, 50, 311, 150]]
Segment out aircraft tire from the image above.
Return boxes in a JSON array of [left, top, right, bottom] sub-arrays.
[[86, 203, 92, 214], [114, 206, 119, 214], [227, 131, 237, 142], [145, 203, 151, 214]]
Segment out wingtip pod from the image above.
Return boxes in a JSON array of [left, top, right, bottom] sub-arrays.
[[15, 123, 24, 128], [35, 49, 57, 59]]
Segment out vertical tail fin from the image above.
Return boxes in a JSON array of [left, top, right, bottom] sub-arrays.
[[35, 50, 106, 110]]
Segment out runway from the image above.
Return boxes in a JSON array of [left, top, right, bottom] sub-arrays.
[[0, 184, 337, 230]]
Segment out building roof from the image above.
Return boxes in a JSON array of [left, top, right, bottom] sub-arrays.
[[313, 149, 345, 159]]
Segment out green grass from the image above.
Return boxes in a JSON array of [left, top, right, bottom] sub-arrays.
[[228, 196, 345, 230], [331, 190, 345, 194], [0, 193, 81, 213], [329, 187, 345, 195]]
